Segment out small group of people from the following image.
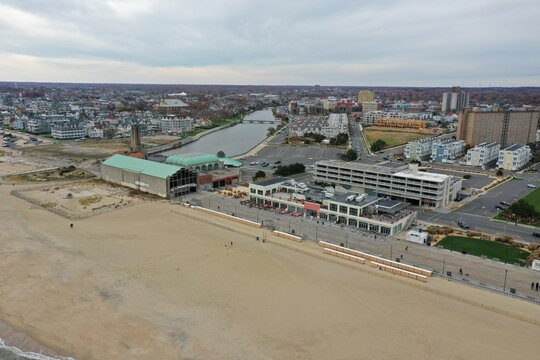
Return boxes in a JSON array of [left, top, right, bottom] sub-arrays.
[[531, 282, 539, 291]]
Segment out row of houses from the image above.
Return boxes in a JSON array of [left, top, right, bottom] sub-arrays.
[[405, 137, 532, 170]]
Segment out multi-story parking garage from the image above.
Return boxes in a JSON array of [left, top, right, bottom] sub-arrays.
[[313, 161, 462, 208]]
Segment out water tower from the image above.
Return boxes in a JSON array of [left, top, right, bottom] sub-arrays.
[[130, 124, 142, 153]]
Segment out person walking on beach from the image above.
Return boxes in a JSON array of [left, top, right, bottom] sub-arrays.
[[459, 268, 463, 275], [536, 282, 539, 291], [532, 282, 535, 290], [405, 246, 408, 251]]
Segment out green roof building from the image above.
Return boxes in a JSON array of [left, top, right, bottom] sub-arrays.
[[101, 154, 197, 198], [165, 152, 243, 171]]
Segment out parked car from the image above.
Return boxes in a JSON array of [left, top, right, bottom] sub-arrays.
[[527, 184, 536, 188], [495, 205, 505, 211], [533, 232, 540, 238], [458, 221, 470, 230], [500, 201, 510, 206]]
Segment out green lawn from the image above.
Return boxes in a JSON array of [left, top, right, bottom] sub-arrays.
[[494, 188, 540, 227], [363, 129, 433, 149], [522, 187, 540, 214], [437, 236, 529, 264]]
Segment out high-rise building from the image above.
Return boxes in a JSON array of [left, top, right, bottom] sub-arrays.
[[358, 90, 375, 104], [441, 86, 469, 113], [457, 110, 539, 147]]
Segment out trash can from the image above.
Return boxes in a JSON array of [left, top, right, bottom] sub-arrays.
[[395, 258, 401, 263], [510, 288, 516, 294], [291, 229, 295, 234], [447, 271, 452, 277], [256, 236, 259, 241]]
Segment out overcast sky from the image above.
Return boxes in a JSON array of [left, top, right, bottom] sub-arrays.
[[0, 0, 538, 86]]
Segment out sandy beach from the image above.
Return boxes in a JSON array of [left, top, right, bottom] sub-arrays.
[[0, 181, 539, 359]]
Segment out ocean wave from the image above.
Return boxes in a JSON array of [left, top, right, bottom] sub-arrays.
[[0, 338, 76, 360]]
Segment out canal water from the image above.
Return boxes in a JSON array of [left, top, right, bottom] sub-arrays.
[[161, 109, 279, 158]]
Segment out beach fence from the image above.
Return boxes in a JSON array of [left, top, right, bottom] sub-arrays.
[[319, 240, 432, 282], [192, 206, 262, 228], [272, 230, 303, 242]]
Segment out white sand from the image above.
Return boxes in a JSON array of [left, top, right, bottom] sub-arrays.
[[0, 185, 539, 360]]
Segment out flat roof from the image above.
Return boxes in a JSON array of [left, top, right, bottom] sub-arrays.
[[316, 160, 408, 175], [393, 170, 449, 183], [253, 177, 288, 186]]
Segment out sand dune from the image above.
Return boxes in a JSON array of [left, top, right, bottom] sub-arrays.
[[0, 185, 539, 360]]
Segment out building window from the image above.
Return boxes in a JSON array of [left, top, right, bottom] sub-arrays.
[[250, 188, 255, 194], [329, 203, 338, 212], [381, 227, 390, 235], [369, 224, 379, 232], [339, 205, 348, 214], [349, 207, 358, 216], [359, 222, 368, 230]]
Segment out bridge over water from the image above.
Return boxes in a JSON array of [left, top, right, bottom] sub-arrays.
[[242, 119, 282, 124]]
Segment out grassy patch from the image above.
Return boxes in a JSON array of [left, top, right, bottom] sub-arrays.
[[79, 195, 102, 206], [522, 188, 540, 214], [6, 168, 95, 184], [364, 129, 433, 149], [495, 188, 540, 227], [437, 236, 529, 264]]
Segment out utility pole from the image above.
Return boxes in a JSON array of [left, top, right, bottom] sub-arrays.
[[346, 233, 349, 248], [442, 258, 446, 275], [390, 244, 393, 260], [503, 269, 508, 291]]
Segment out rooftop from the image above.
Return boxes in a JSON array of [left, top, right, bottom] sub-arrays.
[[102, 154, 183, 179], [253, 177, 289, 187], [316, 160, 408, 175], [166, 153, 221, 167], [503, 144, 529, 152]]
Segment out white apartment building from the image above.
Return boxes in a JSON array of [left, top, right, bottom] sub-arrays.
[[404, 138, 438, 161], [497, 144, 532, 171], [431, 139, 465, 163], [314, 161, 462, 208], [321, 113, 348, 138], [159, 116, 194, 133], [362, 101, 380, 114], [362, 111, 384, 125], [288, 116, 325, 137], [51, 124, 85, 139], [465, 142, 500, 167]]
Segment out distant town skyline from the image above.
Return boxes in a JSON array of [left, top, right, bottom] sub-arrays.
[[0, 0, 539, 86]]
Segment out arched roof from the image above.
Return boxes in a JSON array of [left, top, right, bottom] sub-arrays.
[[165, 153, 221, 167]]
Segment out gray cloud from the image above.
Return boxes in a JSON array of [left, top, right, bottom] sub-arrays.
[[0, 0, 538, 85]]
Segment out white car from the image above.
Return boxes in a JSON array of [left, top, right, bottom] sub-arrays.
[[527, 184, 536, 188]]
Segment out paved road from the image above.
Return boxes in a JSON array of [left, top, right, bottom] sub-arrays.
[[184, 191, 540, 301], [349, 121, 367, 156], [418, 170, 540, 243]]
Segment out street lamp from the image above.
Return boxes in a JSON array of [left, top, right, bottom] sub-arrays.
[[503, 269, 508, 291]]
